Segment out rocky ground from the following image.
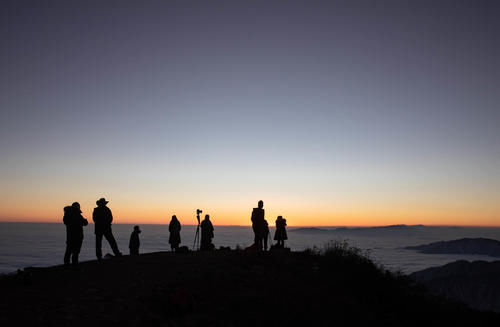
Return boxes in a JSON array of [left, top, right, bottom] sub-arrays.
[[1, 248, 499, 326]]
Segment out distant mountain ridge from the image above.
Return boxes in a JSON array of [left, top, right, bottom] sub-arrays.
[[290, 224, 426, 235], [405, 238, 500, 257], [289, 227, 331, 233]]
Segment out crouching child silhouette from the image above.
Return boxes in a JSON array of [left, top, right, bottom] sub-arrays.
[[129, 225, 141, 255], [63, 202, 88, 267]]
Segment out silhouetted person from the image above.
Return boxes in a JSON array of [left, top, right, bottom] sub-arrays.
[[251, 200, 265, 250], [92, 197, 122, 260], [63, 202, 88, 267], [129, 225, 141, 255], [169, 215, 182, 251], [263, 219, 270, 251], [200, 214, 214, 251], [274, 216, 287, 248]]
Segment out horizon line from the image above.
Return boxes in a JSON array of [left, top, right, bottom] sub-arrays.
[[1, 221, 500, 228]]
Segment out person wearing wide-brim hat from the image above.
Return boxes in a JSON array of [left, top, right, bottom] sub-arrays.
[[96, 198, 109, 206], [129, 225, 141, 255], [92, 197, 122, 260]]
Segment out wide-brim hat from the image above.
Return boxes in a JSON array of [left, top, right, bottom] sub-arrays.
[[96, 198, 109, 205]]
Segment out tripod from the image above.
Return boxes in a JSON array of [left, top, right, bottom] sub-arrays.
[[193, 209, 202, 250]]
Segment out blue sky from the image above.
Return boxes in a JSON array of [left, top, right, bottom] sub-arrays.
[[1, 0, 499, 225]]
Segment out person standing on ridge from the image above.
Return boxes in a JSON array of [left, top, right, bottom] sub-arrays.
[[274, 215, 288, 248], [63, 202, 88, 267], [251, 200, 265, 250], [129, 225, 141, 255], [169, 215, 182, 251], [200, 214, 214, 251], [93, 197, 122, 260]]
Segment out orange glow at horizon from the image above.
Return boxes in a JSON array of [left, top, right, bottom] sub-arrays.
[[1, 199, 498, 227], [1, 176, 499, 227]]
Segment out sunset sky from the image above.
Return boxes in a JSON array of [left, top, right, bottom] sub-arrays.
[[1, 1, 499, 226]]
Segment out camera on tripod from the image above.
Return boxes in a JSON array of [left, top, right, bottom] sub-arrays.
[[193, 209, 203, 250]]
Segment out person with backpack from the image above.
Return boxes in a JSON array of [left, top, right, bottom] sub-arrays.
[[63, 202, 88, 267], [250, 200, 266, 250]]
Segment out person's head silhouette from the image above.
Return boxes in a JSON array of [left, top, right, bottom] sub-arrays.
[[72, 202, 82, 213], [258, 200, 264, 209], [204, 214, 210, 221], [96, 198, 109, 207]]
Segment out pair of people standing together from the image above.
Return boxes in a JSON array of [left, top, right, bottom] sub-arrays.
[[251, 200, 288, 250], [63, 198, 122, 267]]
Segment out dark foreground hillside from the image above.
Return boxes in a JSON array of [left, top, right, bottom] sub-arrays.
[[1, 247, 499, 327], [411, 260, 500, 312]]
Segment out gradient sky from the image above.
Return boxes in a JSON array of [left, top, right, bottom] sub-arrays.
[[1, 0, 499, 226]]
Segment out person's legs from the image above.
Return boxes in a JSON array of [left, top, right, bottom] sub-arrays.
[[201, 239, 209, 251], [104, 230, 121, 256], [73, 237, 83, 266], [64, 242, 71, 266], [71, 252, 79, 267], [96, 233, 103, 260]]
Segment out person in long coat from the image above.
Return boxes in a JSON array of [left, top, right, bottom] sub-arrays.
[[63, 202, 88, 267], [129, 225, 141, 255], [200, 214, 214, 251], [168, 215, 182, 251], [274, 215, 288, 248]]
